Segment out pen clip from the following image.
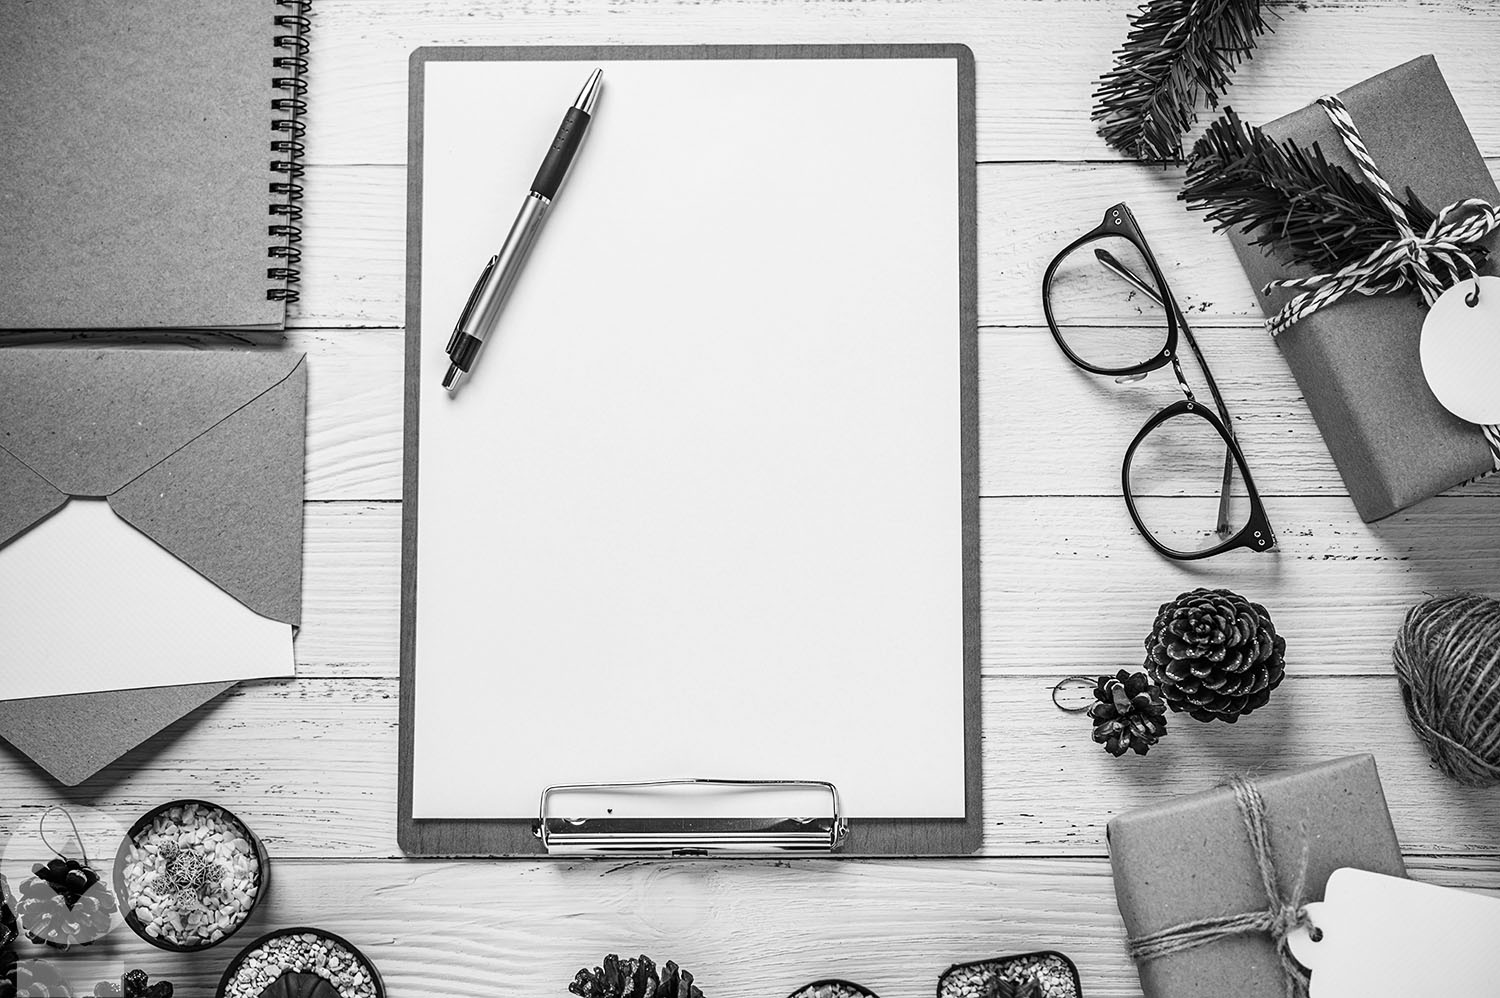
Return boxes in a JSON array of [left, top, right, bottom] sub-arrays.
[[447, 254, 499, 355]]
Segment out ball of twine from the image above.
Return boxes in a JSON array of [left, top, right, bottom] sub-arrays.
[[1392, 592, 1500, 787]]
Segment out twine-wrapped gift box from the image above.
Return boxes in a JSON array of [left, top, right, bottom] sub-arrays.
[[1227, 55, 1499, 521], [1107, 755, 1406, 998]]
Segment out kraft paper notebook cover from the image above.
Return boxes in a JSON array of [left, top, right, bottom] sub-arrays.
[[0, 0, 311, 331], [399, 45, 980, 857], [0, 348, 307, 786]]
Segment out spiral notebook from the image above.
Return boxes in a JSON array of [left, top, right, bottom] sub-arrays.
[[0, 1, 311, 331]]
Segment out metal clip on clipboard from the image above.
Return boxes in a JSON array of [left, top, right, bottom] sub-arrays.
[[533, 779, 849, 856]]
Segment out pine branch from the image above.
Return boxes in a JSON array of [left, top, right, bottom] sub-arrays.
[[1180, 108, 1446, 271], [1093, 0, 1276, 163]]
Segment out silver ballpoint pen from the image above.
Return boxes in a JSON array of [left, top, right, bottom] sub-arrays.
[[442, 69, 604, 392]]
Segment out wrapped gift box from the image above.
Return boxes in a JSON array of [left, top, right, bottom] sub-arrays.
[[1107, 755, 1407, 998], [1226, 55, 1498, 521]]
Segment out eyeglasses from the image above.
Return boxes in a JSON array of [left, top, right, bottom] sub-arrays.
[[1041, 202, 1275, 560]]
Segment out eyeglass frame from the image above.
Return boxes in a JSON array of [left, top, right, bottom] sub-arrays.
[[1040, 202, 1275, 560]]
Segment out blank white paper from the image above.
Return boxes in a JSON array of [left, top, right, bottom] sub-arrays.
[[412, 57, 965, 820], [0, 500, 294, 700]]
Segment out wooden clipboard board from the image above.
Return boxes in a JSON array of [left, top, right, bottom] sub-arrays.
[[399, 43, 981, 857]]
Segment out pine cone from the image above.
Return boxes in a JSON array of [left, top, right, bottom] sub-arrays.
[[93, 970, 174, 998], [1144, 588, 1285, 723], [1, 874, 17, 950], [16, 859, 116, 951], [1088, 670, 1168, 756], [2, 951, 73, 998], [122, 969, 171, 998], [570, 955, 704, 998]]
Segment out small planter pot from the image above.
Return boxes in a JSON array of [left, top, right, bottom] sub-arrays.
[[217, 926, 386, 998], [938, 951, 1082, 998], [113, 799, 269, 953], [789, 981, 881, 998]]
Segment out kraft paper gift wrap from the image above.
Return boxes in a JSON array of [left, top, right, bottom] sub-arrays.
[[1226, 55, 1498, 522], [1107, 755, 1407, 998]]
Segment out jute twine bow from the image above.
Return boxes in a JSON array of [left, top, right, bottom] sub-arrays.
[[1125, 776, 1313, 998], [1264, 94, 1500, 467]]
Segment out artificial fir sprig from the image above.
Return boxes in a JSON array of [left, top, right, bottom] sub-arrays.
[[1093, 0, 1276, 163], [1180, 108, 1450, 272]]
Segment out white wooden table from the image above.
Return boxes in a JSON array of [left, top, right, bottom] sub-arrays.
[[6, 2, 1500, 996]]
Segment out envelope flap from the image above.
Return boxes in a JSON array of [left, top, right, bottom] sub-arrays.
[[0, 446, 68, 546], [110, 356, 307, 625], [0, 348, 303, 499], [0, 682, 234, 786]]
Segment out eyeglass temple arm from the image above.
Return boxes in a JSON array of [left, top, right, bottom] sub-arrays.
[[1094, 249, 1238, 535]]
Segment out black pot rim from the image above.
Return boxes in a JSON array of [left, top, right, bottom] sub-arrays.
[[215, 926, 387, 998], [788, 980, 881, 998], [113, 798, 269, 954]]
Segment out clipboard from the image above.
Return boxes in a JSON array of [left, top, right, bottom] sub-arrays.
[[399, 44, 980, 857]]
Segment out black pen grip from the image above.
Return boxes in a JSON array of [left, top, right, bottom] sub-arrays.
[[531, 106, 590, 199]]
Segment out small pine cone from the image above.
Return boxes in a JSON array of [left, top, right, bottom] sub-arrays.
[[5, 951, 73, 998], [17, 861, 115, 951], [120, 969, 173, 998], [1144, 588, 1286, 723], [1088, 669, 1167, 756], [1, 873, 17, 950], [570, 955, 703, 998]]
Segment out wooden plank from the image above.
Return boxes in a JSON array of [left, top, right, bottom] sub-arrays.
[[290, 160, 1500, 329], [20, 325, 1500, 504], [4, 676, 1496, 858], [980, 495, 1500, 676], [282, 319, 1500, 504], [303, 0, 1500, 165], [281, 498, 1500, 678]]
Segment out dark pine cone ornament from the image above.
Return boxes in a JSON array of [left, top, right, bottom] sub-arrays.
[[1089, 670, 1168, 756], [1, 873, 17, 950], [1145, 588, 1285, 723], [16, 858, 116, 951], [2, 951, 73, 998], [93, 970, 173, 998], [571, 955, 704, 998]]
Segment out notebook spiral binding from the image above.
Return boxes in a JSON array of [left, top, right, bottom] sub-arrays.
[[268, 0, 312, 303]]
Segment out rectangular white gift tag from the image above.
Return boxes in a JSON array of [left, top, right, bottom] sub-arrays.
[[1285, 867, 1500, 997]]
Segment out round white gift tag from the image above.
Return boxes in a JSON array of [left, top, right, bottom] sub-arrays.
[[1420, 275, 1500, 424]]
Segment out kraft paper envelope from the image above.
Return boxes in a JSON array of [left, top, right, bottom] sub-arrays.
[[0, 348, 306, 785]]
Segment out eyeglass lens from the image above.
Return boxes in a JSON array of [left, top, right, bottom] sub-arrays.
[[1127, 410, 1253, 556], [1046, 236, 1168, 371]]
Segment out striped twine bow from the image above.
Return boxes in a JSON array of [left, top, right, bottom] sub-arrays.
[[1265, 95, 1500, 467], [1125, 777, 1313, 998]]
